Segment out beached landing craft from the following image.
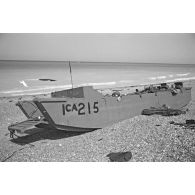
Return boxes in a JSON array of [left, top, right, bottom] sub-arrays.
[[8, 81, 191, 136]]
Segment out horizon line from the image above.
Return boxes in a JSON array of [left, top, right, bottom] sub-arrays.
[[0, 59, 195, 65]]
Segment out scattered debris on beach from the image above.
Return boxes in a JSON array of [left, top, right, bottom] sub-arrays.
[[169, 119, 195, 128], [107, 151, 132, 162], [142, 105, 186, 116], [1, 114, 195, 162]]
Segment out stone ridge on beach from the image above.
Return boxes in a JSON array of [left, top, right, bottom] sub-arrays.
[[0, 96, 195, 162]]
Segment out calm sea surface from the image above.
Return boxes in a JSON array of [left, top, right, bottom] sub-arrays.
[[0, 61, 195, 98]]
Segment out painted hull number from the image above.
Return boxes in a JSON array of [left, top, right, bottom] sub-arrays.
[[62, 102, 99, 115]]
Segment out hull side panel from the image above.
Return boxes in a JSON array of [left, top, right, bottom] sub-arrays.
[[40, 98, 108, 128], [157, 88, 191, 109], [34, 88, 191, 130]]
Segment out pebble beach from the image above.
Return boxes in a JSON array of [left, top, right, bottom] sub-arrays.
[[0, 95, 195, 162]]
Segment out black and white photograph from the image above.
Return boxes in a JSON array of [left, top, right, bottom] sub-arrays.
[[0, 1, 195, 194], [0, 33, 195, 162]]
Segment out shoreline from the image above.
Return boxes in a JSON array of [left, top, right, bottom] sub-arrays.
[[1, 78, 195, 99]]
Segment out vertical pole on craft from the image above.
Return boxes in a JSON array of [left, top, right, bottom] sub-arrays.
[[69, 61, 74, 95]]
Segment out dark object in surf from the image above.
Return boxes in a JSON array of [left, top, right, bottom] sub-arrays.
[[39, 79, 56, 82], [141, 106, 186, 116], [107, 151, 132, 162]]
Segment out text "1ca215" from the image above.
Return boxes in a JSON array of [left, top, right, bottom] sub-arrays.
[[62, 102, 99, 115]]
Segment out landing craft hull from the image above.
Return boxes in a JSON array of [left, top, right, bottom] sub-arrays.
[[8, 85, 192, 133], [33, 87, 191, 131]]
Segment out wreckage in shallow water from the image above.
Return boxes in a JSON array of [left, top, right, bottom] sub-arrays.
[[8, 81, 192, 136]]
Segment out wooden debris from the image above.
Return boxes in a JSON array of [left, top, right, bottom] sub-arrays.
[[142, 106, 186, 116]]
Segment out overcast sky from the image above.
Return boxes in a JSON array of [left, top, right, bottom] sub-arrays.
[[0, 33, 195, 64]]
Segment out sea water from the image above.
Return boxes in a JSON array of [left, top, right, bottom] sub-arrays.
[[0, 61, 195, 98]]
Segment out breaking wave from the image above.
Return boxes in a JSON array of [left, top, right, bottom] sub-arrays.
[[0, 81, 118, 96], [149, 73, 191, 81], [176, 73, 190, 77], [118, 80, 133, 84], [165, 77, 195, 83], [149, 76, 167, 80], [79, 81, 116, 87]]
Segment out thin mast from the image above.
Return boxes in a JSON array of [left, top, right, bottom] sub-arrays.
[[69, 61, 74, 92]]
